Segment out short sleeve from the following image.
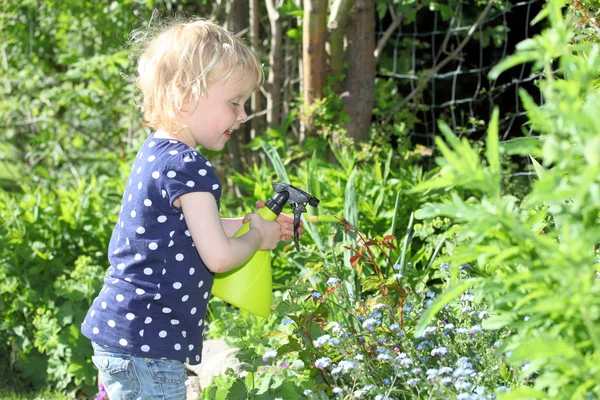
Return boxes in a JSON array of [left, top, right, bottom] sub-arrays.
[[161, 150, 223, 208]]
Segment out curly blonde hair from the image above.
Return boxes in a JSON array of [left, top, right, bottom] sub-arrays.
[[134, 18, 263, 133]]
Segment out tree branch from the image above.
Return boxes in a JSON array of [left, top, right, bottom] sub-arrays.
[[383, 0, 495, 126], [375, 4, 402, 65]]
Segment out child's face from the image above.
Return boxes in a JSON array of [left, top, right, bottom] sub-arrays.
[[180, 68, 254, 151]]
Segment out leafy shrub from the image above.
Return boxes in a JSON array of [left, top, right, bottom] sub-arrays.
[[411, 1, 600, 397], [0, 172, 123, 395], [204, 220, 520, 399]]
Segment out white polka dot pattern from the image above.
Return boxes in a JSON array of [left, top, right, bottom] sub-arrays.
[[81, 135, 221, 366]]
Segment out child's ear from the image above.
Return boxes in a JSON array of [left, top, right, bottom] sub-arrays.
[[181, 91, 192, 113]]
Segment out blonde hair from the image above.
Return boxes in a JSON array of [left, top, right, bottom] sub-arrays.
[[134, 18, 263, 132]]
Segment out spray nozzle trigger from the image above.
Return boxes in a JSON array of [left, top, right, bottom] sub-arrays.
[[269, 182, 320, 251]]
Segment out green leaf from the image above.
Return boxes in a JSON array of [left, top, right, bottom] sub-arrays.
[[255, 371, 273, 395], [500, 137, 543, 157], [260, 140, 290, 184], [498, 387, 546, 399], [390, 189, 402, 236], [415, 278, 481, 336], [489, 52, 539, 80], [482, 313, 515, 330], [509, 337, 578, 363], [485, 107, 500, 174], [529, 156, 547, 180]]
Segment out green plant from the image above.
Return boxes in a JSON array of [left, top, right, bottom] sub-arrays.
[[412, 1, 600, 397], [0, 172, 123, 395]]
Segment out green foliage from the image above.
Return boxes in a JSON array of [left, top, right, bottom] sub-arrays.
[[412, 1, 600, 397], [204, 219, 520, 399], [0, 171, 124, 394]]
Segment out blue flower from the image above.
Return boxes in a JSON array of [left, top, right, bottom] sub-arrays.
[[399, 357, 413, 367], [394, 273, 403, 280], [262, 349, 277, 362], [426, 368, 438, 380], [362, 318, 380, 332], [431, 346, 448, 356], [339, 360, 355, 371], [315, 357, 331, 369], [456, 357, 472, 368], [420, 326, 438, 337], [478, 311, 488, 319], [332, 387, 343, 394], [407, 378, 421, 386], [426, 291, 436, 298], [326, 277, 341, 286], [454, 379, 473, 390], [303, 389, 313, 396], [389, 323, 400, 331], [377, 353, 390, 361], [311, 291, 322, 299], [314, 334, 331, 347], [469, 325, 482, 334], [393, 264, 402, 270]]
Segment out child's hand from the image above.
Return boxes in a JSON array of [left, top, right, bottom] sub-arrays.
[[245, 212, 281, 250], [255, 200, 304, 242]]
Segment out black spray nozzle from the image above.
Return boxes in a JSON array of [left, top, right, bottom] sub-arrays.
[[265, 182, 320, 251]]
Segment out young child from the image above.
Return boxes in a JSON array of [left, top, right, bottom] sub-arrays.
[[81, 18, 299, 399]]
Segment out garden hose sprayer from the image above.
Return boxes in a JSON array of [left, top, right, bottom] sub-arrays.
[[211, 182, 320, 317]]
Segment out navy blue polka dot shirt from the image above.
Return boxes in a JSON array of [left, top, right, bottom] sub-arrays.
[[81, 134, 222, 365]]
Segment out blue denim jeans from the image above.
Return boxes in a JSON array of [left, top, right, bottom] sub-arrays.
[[91, 341, 187, 400]]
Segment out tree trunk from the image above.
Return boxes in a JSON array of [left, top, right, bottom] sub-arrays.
[[328, 0, 355, 94], [265, 0, 283, 129], [249, 0, 263, 142], [225, 0, 249, 177], [302, 0, 328, 135], [343, 0, 375, 143]]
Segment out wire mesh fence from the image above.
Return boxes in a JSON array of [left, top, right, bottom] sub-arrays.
[[377, 0, 544, 160]]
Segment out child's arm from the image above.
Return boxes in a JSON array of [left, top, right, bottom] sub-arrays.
[[221, 218, 244, 237], [220, 207, 304, 240], [178, 191, 281, 273]]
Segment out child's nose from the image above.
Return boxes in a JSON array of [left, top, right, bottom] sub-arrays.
[[237, 109, 248, 122]]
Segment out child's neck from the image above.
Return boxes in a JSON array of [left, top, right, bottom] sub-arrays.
[[153, 129, 195, 149]]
